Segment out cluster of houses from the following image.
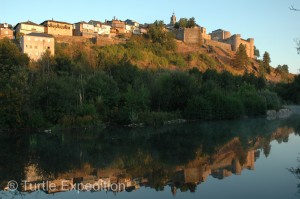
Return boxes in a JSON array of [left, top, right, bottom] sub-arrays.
[[0, 18, 146, 60], [0, 13, 255, 61]]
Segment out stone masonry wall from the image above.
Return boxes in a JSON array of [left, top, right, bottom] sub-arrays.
[[174, 28, 201, 44], [204, 39, 232, 52], [183, 28, 201, 44]]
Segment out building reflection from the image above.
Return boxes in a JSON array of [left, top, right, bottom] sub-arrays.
[[3, 126, 293, 195]]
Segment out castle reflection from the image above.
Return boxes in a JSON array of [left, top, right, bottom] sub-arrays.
[[1, 111, 299, 196]]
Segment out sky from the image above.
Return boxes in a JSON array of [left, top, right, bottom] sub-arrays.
[[1, 0, 300, 73]]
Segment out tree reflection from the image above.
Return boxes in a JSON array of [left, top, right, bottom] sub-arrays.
[[289, 157, 300, 194], [0, 112, 300, 196]]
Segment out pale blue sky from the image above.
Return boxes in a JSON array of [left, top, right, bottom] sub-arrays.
[[1, 0, 300, 73]]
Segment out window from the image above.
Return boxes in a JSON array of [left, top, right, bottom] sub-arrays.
[[34, 46, 37, 49], [27, 37, 31, 41], [48, 39, 50, 42], [26, 45, 28, 48], [47, 47, 50, 50], [29, 45, 32, 49], [35, 38, 38, 41], [5, 31, 8, 34]]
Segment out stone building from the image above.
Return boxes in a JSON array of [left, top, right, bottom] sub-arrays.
[[125, 24, 133, 33], [125, 19, 139, 27], [89, 20, 111, 35], [106, 18, 126, 34], [14, 21, 45, 38], [210, 29, 255, 58], [20, 32, 54, 61], [169, 13, 255, 58], [40, 20, 73, 36], [210, 29, 231, 41], [99, 24, 111, 35], [0, 23, 14, 39], [73, 21, 97, 38]]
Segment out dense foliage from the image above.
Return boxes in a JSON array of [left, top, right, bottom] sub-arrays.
[[174, 17, 197, 29], [0, 30, 284, 131], [275, 74, 300, 104]]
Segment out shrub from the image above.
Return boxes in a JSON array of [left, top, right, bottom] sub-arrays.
[[205, 91, 244, 120], [239, 84, 267, 116], [185, 96, 212, 120], [259, 90, 281, 110]]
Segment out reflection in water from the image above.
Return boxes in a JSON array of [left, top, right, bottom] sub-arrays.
[[0, 106, 300, 198], [289, 157, 300, 194]]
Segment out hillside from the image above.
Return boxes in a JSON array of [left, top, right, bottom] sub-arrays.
[[175, 41, 294, 83], [0, 34, 296, 130], [54, 34, 294, 83]]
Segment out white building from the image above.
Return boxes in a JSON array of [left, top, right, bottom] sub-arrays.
[[20, 32, 54, 61]]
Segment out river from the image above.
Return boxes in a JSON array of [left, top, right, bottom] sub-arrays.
[[1, 106, 300, 199]]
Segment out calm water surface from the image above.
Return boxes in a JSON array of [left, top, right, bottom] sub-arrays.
[[1, 107, 300, 199]]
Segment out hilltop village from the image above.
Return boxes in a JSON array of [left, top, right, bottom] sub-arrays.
[[0, 13, 255, 61], [1, 13, 297, 131]]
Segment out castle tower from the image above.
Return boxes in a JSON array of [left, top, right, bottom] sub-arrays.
[[170, 12, 177, 25], [231, 34, 241, 52], [247, 38, 255, 58]]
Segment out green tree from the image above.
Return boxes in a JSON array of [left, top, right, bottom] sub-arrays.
[[275, 64, 289, 76], [233, 44, 249, 69], [0, 66, 29, 129], [205, 90, 244, 120], [85, 72, 120, 120], [38, 50, 56, 78], [0, 38, 30, 129], [263, 51, 271, 74], [153, 72, 197, 111], [187, 17, 196, 28], [178, 18, 188, 28], [146, 20, 176, 51], [296, 39, 300, 54], [259, 90, 281, 110], [254, 46, 260, 58], [31, 77, 78, 124], [239, 83, 267, 116], [0, 37, 29, 66], [185, 96, 212, 120], [175, 18, 196, 28], [123, 85, 150, 123]]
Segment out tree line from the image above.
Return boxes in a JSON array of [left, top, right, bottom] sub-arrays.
[[0, 23, 292, 131]]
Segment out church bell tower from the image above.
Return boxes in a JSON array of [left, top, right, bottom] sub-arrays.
[[170, 12, 176, 25]]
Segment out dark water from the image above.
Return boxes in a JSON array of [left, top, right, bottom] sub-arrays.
[[1, 107, 300, 199]]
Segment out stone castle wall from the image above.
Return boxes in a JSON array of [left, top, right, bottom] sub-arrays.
[[204, 39, 232, 52], [174, 28, 254, 58], [174, 28, 202, 44], [184, 28, 201, 44], [174, 29, 184, 41], [225, 34, 254, 58]]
